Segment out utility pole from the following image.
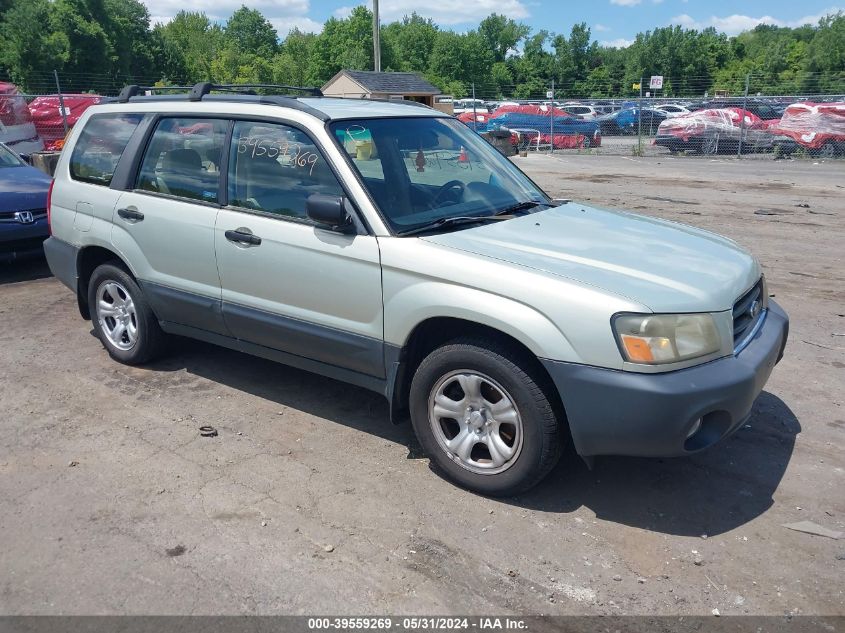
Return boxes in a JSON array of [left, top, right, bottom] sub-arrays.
[[737, 73, 750, 158], [472, 83, 477, 133], [373, 0, 381, 72], [637, 76, 644, 156], [550, 78, 555, 154], [53, 70, 68, 135]]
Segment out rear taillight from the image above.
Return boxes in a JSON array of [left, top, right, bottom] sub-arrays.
[[46, 179, 55, 234]]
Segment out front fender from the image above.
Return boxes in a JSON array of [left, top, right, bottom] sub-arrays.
[[384, 280, 578, 362]]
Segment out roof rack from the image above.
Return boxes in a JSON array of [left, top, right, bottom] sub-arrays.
[[116, 85, 194, 103], [117, 82, 322, 104], [187, 82, 323, 100], [112, 82, 329, 121]]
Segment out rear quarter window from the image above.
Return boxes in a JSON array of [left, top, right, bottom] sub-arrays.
[[69, 113, 143, 186]]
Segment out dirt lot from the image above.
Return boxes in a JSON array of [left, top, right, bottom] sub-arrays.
[[0, 155, 843, 616]]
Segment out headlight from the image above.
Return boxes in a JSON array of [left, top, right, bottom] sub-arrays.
[[613, 313, 721, 365]]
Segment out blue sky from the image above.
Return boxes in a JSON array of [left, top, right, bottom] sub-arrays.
[[141, 0, 844, 46]]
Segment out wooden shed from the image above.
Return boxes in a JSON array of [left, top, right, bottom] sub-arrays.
[[321, 70, 452, 113]]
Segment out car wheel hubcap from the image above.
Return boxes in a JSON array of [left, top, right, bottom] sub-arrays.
[[96, 281, 138, 351], [428, 370, 523, 475]]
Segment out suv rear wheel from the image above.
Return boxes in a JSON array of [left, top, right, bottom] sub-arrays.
[[409, 339, 562, 496], [88, 263, 166, 365]]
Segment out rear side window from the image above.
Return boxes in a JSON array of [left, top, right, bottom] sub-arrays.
[[228, 120, 343, 221], [136, 118, 229, 203], [69, 113, 143, 185]]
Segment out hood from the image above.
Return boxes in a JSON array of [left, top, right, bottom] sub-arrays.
[[422, 203, 759, 313], [0, 166, 52, 212]]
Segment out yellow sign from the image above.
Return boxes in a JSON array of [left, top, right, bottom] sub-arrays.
[[632, 83, 641, 90]]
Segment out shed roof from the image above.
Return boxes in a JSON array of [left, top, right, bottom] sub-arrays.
[[325, 70, 441, 95]]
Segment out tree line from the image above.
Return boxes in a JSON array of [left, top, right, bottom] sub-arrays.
[[0, 0, 842, 98]]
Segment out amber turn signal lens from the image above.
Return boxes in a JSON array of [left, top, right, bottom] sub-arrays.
[[621, 335, 655, 363]]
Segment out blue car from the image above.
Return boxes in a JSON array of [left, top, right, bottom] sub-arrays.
[[489, 111, 600, 137], [0, 143, 52, 261], [597, 107, 669, 135]]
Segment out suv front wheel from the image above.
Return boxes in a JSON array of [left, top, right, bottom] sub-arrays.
[[409, 339, 562, 496], [88, 263, 166, 365]]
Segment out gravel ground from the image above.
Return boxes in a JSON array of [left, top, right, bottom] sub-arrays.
[[0, 154, 843, 616]]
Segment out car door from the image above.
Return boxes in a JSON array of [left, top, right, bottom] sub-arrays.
[[215, 119, 384, 378], [110, 116, 230, 335]]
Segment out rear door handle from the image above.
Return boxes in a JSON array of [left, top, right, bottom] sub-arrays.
[[225, 229, 262, 246], [117, 207, 144, 222]]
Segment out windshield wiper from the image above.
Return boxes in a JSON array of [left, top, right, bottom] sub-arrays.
[[493, 200, 553, 216], [397, 215, 509, 237]]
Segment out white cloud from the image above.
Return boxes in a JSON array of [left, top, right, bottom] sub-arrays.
[[269, 16, 323, 35], [670, 7, 843, 35], [610, 0, 642, 5], [333, 6, 355, 19], [336, 0, 529, 24], [593, 23, 611, 32], [141, 0, 311, 30], [144, 0, 533, 35], [600, 38, 634, 48]]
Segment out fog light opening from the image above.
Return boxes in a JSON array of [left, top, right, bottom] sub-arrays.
[[686, 417, 703, 439]]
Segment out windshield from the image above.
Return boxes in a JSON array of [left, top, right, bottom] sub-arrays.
[[329, 117, 549, 234], [0, 143, 25, 167]]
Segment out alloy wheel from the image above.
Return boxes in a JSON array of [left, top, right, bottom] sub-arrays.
[[95, 281, 138, 351], [428, 370, 523, 475]]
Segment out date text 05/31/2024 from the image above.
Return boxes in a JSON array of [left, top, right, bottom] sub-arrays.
[[307, 617, 528, 630]]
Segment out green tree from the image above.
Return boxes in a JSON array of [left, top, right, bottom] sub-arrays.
[[307, 6, 378, 85], [101, 0, 156, 82], [225, 6, 278, 57], [0, 0, 62, 90], [382, 13, 438, 72], [157, 11, 224, 81], [272, 28, 317, 87], [478, 13, 529, 63]]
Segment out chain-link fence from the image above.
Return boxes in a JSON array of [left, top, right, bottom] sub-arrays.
[[2, 70, 844, 160], [450, 72, 845, 160], [0, 70, 169, 155]]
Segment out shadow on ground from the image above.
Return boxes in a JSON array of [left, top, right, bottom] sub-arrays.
[[0, 256, 52, 284], [141, 337, 799, 539], [513, 390, 799, 537]]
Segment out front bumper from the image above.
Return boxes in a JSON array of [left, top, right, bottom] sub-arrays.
[[0, 218, 49, 261], [542, 300, 789, 457]]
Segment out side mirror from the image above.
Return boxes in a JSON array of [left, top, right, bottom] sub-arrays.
[[306, 194, 351, 230]]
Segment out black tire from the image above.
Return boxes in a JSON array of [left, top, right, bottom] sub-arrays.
[[88, 262, 167, 365], [409, 339, 562, 496], [813, 142, 837, 159]]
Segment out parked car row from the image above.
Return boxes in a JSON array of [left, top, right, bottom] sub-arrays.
[[462, 96, 845, 156], [1, 82, 103, 155], [654, 102, 845, 156]]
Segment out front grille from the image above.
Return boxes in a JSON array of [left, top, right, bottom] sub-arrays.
[[0, 209, 47, 224], [732, 278, 765, 347]]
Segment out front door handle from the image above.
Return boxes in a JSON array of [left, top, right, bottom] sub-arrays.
[[225, 229, 262, 246], [117, 207, 144, 222]]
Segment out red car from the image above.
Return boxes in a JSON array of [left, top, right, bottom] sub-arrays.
[[28, 94, 102, 151], [0, 82, 44, 155], [768, 102, 845, 158], [654, 108, 778, 155]]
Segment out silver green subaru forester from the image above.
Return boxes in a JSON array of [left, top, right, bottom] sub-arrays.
[[44, 83, 788, 496]]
